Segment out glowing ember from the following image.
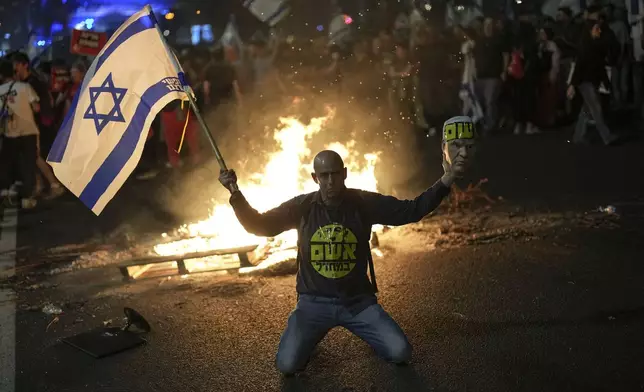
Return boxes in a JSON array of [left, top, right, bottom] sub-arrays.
[[154, 110, 381, 273]]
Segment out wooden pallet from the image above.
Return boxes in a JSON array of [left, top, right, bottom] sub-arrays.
[[116, 245, 258, 281]]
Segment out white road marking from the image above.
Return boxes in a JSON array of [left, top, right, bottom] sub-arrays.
[[0, 207, 17, 392]]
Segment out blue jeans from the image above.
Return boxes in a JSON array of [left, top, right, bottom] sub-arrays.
[[275, 294, 412, 375]]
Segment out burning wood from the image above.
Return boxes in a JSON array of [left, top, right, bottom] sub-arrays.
[[117, 246, 259, 281], [447, 178, 499, 213]]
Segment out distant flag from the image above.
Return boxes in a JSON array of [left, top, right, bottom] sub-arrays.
[[47, 5, 188, 215], [26, 33, 40, 61], [243, 0, 291, 27], [220, 16, 243, 64], [328, 13, 353, 46]]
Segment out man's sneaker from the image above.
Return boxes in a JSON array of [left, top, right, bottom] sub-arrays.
[[21, 198, 37, 209]]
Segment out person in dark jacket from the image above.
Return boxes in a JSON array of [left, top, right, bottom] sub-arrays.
[[568, 8, 620, 146], [218, 119, 475, 375]]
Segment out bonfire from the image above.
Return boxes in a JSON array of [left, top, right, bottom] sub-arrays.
[[153, 109, 382, 274]]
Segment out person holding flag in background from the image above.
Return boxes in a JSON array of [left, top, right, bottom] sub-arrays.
[[46, 5, 201, 215]]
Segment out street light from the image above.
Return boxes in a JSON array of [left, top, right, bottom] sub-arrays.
[[196, 9, 201, 14], [165, 12, 175, 20]]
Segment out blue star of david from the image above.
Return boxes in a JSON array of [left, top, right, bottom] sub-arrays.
[[83, 73, 127, 134]]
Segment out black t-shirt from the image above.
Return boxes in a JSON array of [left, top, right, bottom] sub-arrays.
[[473, 35, 509, 79], [570, 22, 617, 87], [229, 180, 451, 303]]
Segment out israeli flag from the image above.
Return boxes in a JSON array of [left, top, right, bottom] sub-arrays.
[[47, 6, 188, 215], [328, 13, 352, 46], [220, 17, 244, 65], [243, 0, 290, 27]]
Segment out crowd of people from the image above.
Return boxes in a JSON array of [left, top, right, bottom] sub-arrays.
[[0, 2, 638, 210]]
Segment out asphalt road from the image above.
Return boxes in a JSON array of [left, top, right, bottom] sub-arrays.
[[3, 130, 644, 392]]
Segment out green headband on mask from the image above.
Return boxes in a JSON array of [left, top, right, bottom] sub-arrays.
[[443, 116, 476, 142]]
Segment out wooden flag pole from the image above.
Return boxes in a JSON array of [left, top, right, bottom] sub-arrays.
[[147, 5, 238, 192]]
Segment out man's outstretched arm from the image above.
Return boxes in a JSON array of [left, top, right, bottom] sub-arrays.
[[229, 191, 301, 237], [359, 176, 452, 226], [221, 169, 300, 237]]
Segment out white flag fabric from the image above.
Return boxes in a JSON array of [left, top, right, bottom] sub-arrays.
[[243, 0, 290, 27], [328, 14, 352, 46], [47, 6, 188, 215]]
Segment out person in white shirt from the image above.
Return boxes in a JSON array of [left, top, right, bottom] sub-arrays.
[[0, 59, 41, 209]]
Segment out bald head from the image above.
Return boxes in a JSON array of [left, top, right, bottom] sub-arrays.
[[313, 150, 344, 173], [311, 150, 347, 204]]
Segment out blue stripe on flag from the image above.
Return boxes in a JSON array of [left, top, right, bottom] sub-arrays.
[[266, 2, 290, 25], [48, 13, 155, 164], [95, 15, 154, 70], [78, 80, 175, 209], [330, 26, 350, 42]]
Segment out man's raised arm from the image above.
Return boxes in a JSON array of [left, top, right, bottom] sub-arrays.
[[221, 169, 301, 237], [361, 114, 476, 226], [358, 177, 452, 226], [229, 191, 301, 237]]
